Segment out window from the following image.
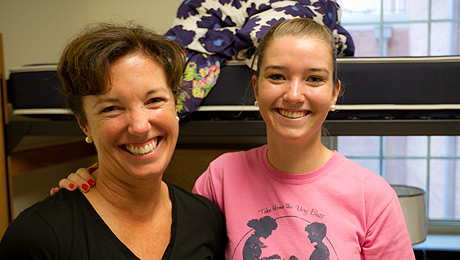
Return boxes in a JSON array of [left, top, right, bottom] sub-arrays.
[[333, 0, 460, 225], [337, 0, 460, 56], [327, 136, 460, 222]]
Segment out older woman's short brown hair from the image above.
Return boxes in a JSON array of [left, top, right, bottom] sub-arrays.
[[58, 23, 185, 122]]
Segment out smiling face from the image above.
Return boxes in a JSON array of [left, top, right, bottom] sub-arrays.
[[253, 35, 340, 144], [78, 53, 178, 180]]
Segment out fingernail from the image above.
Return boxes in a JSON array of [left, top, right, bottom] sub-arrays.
[[88, 179, 95, 187], [88, 166, 97, 174], [82, 183, 89, 191], [52, 187, 59, 194], [69, 183, 75, 189]]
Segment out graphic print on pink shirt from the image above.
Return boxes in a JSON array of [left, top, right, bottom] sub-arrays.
[[233, 215, 336, 260]]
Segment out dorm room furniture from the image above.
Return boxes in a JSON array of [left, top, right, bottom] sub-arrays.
[[0, 34, 10, 237], [1, 55, 460, 239]]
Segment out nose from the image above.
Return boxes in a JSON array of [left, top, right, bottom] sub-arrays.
[[283, 78, 305, 103], [128, 108, 151, 137]]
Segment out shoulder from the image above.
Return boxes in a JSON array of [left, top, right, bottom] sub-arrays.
[[334, 153, 389, 184], [168, 182, 223, 218], [333, 152, 396, 199], [193, 145, 267, 201], [343, 154, 398, 208], [194, 146, 265, 194], [7, 190, 82, 226], [208, 145, 266, 168], [0, 191, 81, 259], [165, 184, 227, 259], [332, 152, 374, 174], [166, 182, 226, 249], [29, 189, 85, 221]]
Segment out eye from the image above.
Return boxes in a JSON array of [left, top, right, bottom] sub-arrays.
[[307, 76, 325, 84], [267, 74, 285, 81], [100, 106, 118, 113], [147, 97, 163, 103], [146, 97, 165, 105]]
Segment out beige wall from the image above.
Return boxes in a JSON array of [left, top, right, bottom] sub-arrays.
[[0, 0, 183, 78]]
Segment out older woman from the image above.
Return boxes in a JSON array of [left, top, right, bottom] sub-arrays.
[[0, 23, 226, 259]]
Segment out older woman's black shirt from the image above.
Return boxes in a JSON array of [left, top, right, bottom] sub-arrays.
[[0, 182, 226, 260]]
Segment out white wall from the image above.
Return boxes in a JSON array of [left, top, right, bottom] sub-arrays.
[[0, 0, 183, 77]]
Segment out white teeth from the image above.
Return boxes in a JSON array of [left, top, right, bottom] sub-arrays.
[[125, 139, 158, 155], [279, 109, 307, 119]]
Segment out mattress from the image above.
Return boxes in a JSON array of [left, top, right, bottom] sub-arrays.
[[197, 56, 460, 120], [8, 64, 69, 115], [333, 56, 460, 119], [7, 56, 460, 119]]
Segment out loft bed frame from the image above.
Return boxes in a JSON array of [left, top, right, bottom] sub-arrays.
[[6, 57, 460, 145], [177, 56, 460, 147], [1, 42, 460, 235]]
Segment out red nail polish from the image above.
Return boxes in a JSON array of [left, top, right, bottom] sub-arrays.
[[88, 179, 95, 187], [69, 183, 75, 189], [82, 183, 89, 191]]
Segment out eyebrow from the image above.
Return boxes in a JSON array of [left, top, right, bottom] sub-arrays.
[[91, 89, 162, 109], [264, 65, 330, 75], [309, 67, 330, 75], [92, 97, 118, 110]]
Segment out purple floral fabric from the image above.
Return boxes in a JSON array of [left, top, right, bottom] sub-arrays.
[[165, 0, 355, 117]]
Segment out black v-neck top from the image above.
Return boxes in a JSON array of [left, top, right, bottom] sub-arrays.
[[0, 182, 226, 259]]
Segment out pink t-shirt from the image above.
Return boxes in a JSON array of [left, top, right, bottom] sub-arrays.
[[194, 145, 415, 260]]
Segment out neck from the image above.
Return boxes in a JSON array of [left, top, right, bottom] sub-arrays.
[[83, 169, 173, 259], [85, 168, 167, 219], [266, 132, 334, 174]]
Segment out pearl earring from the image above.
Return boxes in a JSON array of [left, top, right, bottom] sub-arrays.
[[330, 104, 336, 111], [85, 136, 93, 144], [176, 116, 180, 121], [254, 100, 259, 107]]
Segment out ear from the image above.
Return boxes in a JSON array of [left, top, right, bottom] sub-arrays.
[[76, 116, 91, 138], [252, 75, 259, 101], [331, 80, 341, 106]]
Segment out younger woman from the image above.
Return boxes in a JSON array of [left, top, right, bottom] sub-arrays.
[[192, 18, 414, 260]]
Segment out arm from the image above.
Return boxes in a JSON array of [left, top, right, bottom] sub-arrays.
[[49, 163, 98, 195], [192, 168, 215, 200], [361, 190, 415, 259], [192, 160, 226, 213]]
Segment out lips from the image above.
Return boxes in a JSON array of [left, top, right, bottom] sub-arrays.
[[278, 108, 309, 119], [124, 138, 159, 155]]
